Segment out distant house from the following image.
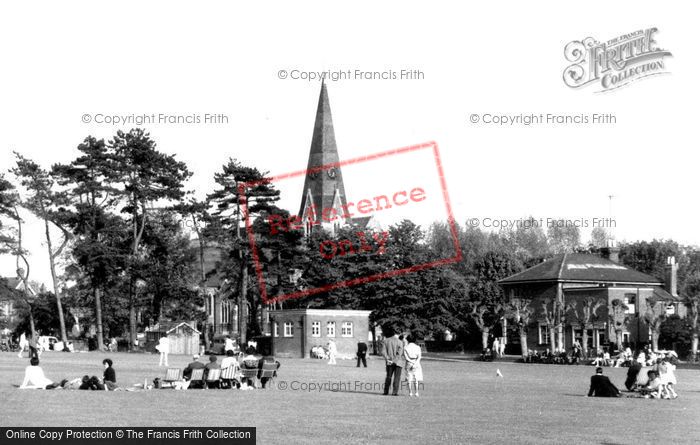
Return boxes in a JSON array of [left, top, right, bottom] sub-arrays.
[[270, 309, 371, 358], [145, 321, 201, 355], [0, 277, 37, 331], [499, 248, 682, 352]]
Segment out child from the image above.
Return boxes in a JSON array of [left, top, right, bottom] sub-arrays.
[[639, 370, 662, 398], [658, 359, 678, 399]]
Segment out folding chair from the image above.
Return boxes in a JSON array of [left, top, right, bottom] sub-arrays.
[[205, 368, 222, 389], [188, 368, 205, 389], [259, 362, 278, 389], [240, 368, 259, 389], [220, 365, 240, 389], [159, 368, 182, 389]]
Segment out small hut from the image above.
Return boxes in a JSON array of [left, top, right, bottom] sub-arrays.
[[146, 321, 200, 355]]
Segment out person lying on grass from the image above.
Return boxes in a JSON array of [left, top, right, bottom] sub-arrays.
[[20, 357, 67, 390]]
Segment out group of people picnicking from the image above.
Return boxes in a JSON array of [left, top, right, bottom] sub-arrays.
[[587, 348, 680, 399], [17, 344, 281, 391], [19, 357, 118, 391]]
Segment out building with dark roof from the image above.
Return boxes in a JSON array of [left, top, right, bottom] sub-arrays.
[[499, 247, 683, 353]]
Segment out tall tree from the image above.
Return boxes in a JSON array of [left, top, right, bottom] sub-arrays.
[[207, 159, 280, 344], [506, 298, 532, 360], [110, 128, 191, 349], [683, 272, 700, 361], [11, 153, 72, 344], [566, 297, 604, 357], [540, 298, 559, 352], [547, 223, 580, 254], [53, 136, 123, 350], [643, 297, 668, 352], [609, 298, 629, 351]]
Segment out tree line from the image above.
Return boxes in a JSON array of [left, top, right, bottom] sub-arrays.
[[1, 129, 699, 359]]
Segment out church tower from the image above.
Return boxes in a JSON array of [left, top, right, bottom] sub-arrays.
[[298, 82, 349, 235]]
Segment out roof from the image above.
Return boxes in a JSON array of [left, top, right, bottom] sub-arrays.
[[269, 309, 372, 317], [149, 321, 201, 335], [499, 253, 664, 285], [0, 277, 37, 296]]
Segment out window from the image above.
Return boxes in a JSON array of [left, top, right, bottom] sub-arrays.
[[666, 304, 676, 316], [273, 322, 279, 338], [221, 300, 230, 324], [538, 325, 550, 345], [341, 322, 353, 337], [311, 321, 321, 337], [326, 321, 336, 337], [623, 293, 636, 315], [284, 322, 294, 337]]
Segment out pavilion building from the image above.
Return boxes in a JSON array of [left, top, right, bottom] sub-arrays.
[[499, 247, 683, 353]]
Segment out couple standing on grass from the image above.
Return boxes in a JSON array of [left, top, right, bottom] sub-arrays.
[[382, 327, 423, 397]]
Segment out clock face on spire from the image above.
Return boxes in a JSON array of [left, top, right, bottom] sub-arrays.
[[308, 169, 319, 179], [326, 167, 337, 179]]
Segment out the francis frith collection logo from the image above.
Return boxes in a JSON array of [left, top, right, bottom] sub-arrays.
[[563, 27, 672, 92]]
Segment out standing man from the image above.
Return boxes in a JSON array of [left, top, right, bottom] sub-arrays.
[[327, 339, 337, 365], [156, 336, 170, 367], [381, 327, 405, 396], [356, 341, 368, 368], [492, 337, 500, 358]]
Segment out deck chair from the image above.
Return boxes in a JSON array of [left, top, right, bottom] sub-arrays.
[[188, 368, 205, 389], [161, 368, 182, 388], [259, 362, 279, 389], [220, 365, 240, 389], [240, 368, 259, 389], [205, 368, 222, 389]]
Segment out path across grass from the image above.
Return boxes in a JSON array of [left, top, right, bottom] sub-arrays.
[[1, 351, 698, 444]]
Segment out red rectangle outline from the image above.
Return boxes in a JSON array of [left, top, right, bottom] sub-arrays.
[[240, 141, 463, 304]]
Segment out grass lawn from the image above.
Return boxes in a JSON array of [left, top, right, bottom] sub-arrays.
[[1, 351, 699, 444]]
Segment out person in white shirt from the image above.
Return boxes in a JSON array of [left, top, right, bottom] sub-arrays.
[[156, 336, 170, 367], [403, 335, 423, 397], [327, 339, 337, 365], [18, 332, 28, 358], [492, 338, 500, 358], [224, 336, 235, 354], [20, 357, 64, 389]]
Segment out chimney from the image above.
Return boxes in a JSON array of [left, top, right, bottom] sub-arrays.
[[600, 239, 620, 263], [664, 256, 678, 297]]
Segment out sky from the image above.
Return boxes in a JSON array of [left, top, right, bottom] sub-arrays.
[[1, 1, 698, 286]]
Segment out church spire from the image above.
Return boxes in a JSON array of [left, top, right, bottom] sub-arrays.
[[298, 82, 348, 233]]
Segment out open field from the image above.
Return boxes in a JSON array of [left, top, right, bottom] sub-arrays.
[[1, 351, 699, 444]]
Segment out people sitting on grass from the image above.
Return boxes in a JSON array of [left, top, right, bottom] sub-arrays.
[[20, 357, 67, 390], [624, 359, 644, 391], [102, 358, 118, 391], [587, 367, 622, 397], [639, 370, 663, 398], [79, 375, 104, 390]]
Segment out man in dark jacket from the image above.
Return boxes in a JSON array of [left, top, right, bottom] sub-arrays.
[[183, 354, 206, 388], [356, 341, 368, 368], [587, 367, 622, 397], [381, 328, 405, 396]]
